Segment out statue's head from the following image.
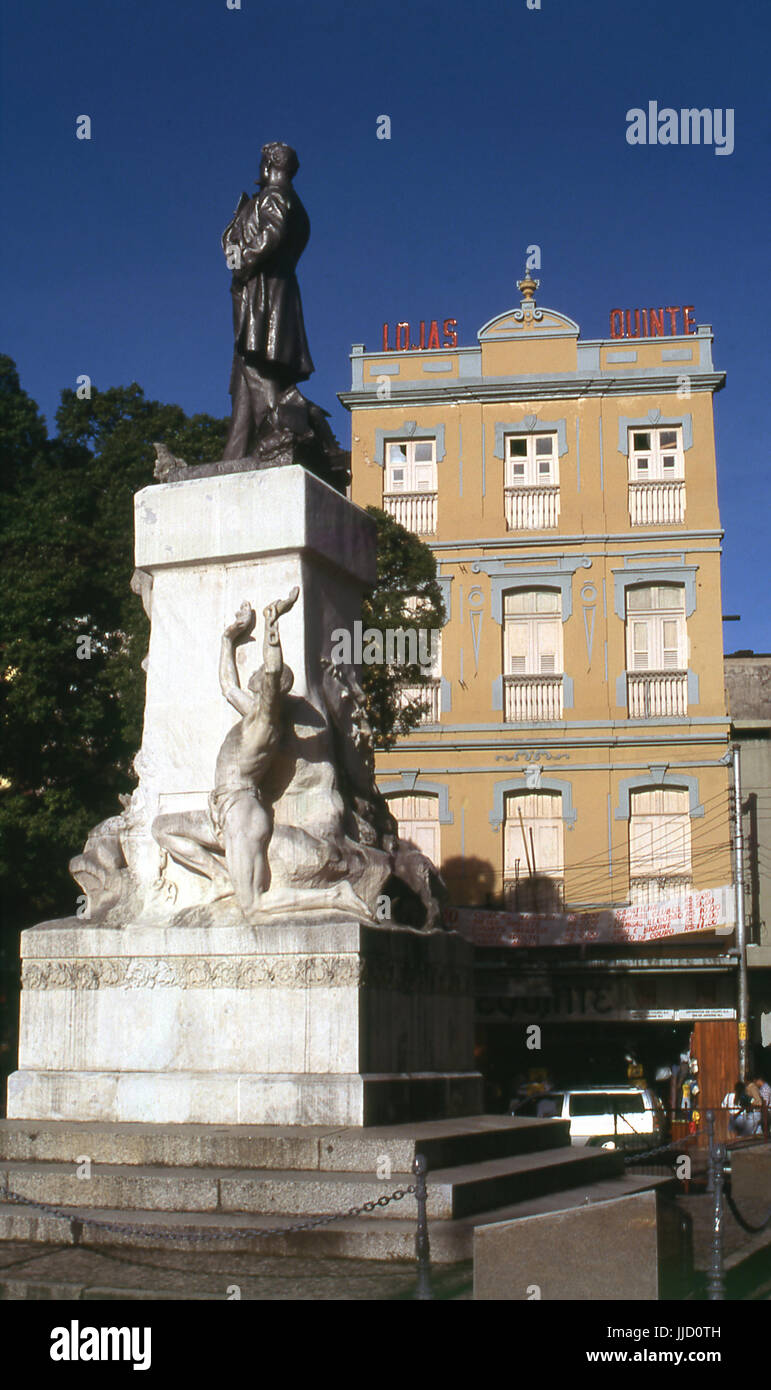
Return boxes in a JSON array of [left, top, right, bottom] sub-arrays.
[[248, 664, 294, 697], [260, 142, 299, 184]]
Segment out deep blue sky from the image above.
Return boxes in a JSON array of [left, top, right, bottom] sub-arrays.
[[2, 0, 769, 648]]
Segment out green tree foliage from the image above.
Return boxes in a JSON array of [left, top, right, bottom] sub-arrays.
[[0, 363, 227, 935], [361, 506, 445, 749], [0, 355, 47, 487]]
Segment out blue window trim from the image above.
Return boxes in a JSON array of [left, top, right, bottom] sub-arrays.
[[374, 423, 446, 467], [378, 776, 453, 824], [489, 563, 587, 623], [494, 416, 568, 460], [614, 772, 704, 820], [489, 776, 577, 831], [617, 412, 693, 454], [613, 565, 698, 620]]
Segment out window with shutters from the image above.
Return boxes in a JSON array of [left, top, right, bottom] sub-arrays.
[[503, 791, 564, 909], [386, 794, 440, 865], [628, 427, 684, 482], [504, 433, 560, 529], [502, 590, 563, 721], [628, 787, 692, 905], [627, 426, 685, 524], [625, 585, 688, 717], [398, 595, 442, 723], [383, 439, 437, 534]]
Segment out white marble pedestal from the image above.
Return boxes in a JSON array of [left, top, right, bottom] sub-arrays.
[[7, 919, 482, 1125], [125, 462, 378, 916]]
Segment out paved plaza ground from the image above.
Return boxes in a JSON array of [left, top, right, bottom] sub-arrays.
[[1, 1182, 770, 1300], [0, 1241, 472, 1301]]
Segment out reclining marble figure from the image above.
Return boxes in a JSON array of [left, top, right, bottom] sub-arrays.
[[69, 594, 447, 929]]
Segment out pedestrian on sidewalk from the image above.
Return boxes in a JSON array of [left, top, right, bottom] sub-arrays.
[[746, 1075, 771, 1138], [721, 1081, 761, 1138]]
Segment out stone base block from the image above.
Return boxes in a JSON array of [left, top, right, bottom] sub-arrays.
[[473, 1189, 689, 1300], [6, 1070, 483, 1127], [7, 918, 482, 1125]]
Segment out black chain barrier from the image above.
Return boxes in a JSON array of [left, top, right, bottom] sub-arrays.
[[724, 1189, 771, 1236], [621, 1130, 702, 1165], [2, 1151, 434, 1299], [2, 1182, 417, 1243]]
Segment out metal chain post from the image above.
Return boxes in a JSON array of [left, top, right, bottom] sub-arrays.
[[706, 1139, 728, 1301], [705, 1109, 715, 1195], [413, 1153, 432, 1300]]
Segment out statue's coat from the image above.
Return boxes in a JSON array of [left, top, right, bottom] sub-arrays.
[[223, 186, 314, 381]]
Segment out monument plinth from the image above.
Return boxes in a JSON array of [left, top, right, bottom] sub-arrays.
[[9, 920, 479, 1125]]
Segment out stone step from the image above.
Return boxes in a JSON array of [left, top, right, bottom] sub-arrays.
[[1, 1145, 620, 1223], [429, 1146, 624, 1220], [0, 1172, 669, 1266], [0, 1114, 569, 1172]]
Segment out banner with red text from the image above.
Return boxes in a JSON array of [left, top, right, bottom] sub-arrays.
[[444, 885, 734, 947]]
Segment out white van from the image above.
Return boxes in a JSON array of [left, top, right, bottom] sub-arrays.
[[511, 1086, 666, 1149]]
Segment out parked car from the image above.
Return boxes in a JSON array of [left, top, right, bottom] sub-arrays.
[[510, 1085, 666, 1150]]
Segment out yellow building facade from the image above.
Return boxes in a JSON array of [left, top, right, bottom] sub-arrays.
[[342, 279, 733, 931], [341, 276, 749, 1102]]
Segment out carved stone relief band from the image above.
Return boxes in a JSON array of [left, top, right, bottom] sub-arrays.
[[22, 956, 468, 995]]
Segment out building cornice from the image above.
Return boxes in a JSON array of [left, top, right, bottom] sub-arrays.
[[426, 530, 724, 552], [374, 729, 730, 753], [339, 370, 726, 411]]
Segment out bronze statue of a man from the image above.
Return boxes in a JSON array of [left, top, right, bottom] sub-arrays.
[[222, 142, 314, 459], [152, 589, 298, 916]]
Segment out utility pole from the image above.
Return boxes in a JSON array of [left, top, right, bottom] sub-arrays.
[[732, 745, 750, 1080]]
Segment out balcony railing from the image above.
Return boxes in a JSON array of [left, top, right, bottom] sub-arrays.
[[503, 875, 564, 912], [629, 875, 693, 907], [627, 670, 687, 718], [504, 485, 560, 530], [628, 481, 685, 526], [383, 491, 437, 535], [503, 674, 563, 722], [399, 678, 441, 724]]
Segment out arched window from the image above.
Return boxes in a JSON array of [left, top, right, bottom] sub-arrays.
[[398, 595, 442, 724], [628, 786, 692, 905], [502, 590, 563, 721], [387, 794, 440, 865], [503, 790, 564, 910], [626, 584, 687, 717]]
